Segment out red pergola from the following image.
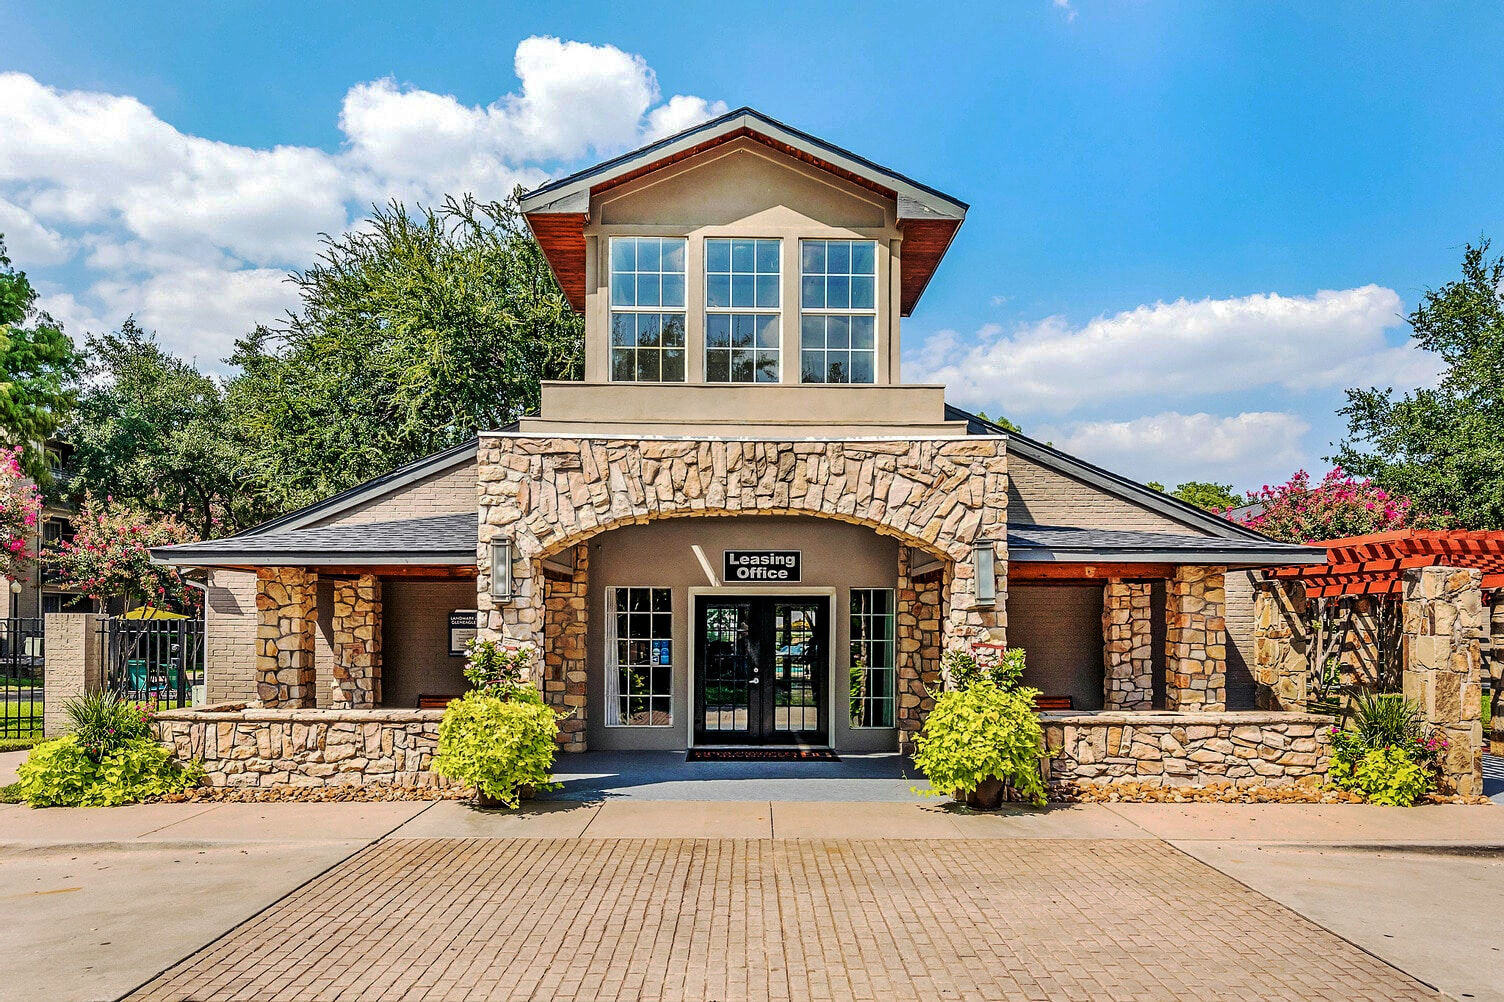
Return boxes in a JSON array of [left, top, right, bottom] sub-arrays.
[[1267, 529, 1504, 598]]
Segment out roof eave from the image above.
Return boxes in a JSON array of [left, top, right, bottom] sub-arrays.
[[1009, 546, 1328, 566]]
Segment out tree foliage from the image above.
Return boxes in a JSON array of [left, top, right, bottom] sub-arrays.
[[974, 409, 1022, 433], [1229, 467, 1444, 544], [51, 494, 199, 612], [0, 235, 82, 481], [1146, 480, 1244, 511], [1334, 238, 1504, 528], [65, 319, 255, 535], [0, 445, 41, 580], [228, 193, 583, 514]]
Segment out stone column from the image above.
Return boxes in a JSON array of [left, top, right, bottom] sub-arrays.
[[255, 567, 318, 708], [1102, 579, 1153, 710], [543, 544, 589, 752], [42, 613, 106, 737], [330, 574, 381, 709], [1253, 577, 1309, 710], [1489, 596, 1504, 757], [1401, 566, 1484, 797], [897, 547, 945, 750], [1165, 565, 1227, 711]]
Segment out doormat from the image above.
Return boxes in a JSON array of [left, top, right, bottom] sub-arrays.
[[687, 748, 839, 762]]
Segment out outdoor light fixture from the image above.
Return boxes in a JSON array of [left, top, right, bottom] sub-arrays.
[[490, 538, 514, 602], [973, 540, 996, 606]]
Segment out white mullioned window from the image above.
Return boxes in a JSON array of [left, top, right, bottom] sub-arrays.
[[800, 239, 877, 384], [604, 586, 673, 726], [704, 237, 780, 382], [609, 236, 688, 382], [849, 588, 895, 728]]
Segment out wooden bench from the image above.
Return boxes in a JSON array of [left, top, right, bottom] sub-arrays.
[[1034, 695, 1075, 711], [417, 694, 461, 709]]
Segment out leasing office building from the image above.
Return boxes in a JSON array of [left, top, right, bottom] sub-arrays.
[[154, 109, 1332, 783]]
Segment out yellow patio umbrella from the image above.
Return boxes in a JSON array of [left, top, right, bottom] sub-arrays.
[[121, 606, 189, 620]]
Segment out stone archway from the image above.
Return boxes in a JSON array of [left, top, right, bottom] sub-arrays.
[[475, 434, 1010, 746]]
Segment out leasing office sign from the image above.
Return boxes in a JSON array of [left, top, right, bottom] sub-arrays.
[[723, 550, 801, 583]]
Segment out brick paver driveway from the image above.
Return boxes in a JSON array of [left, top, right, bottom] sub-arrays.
[[128, 837, 1435, 1002]]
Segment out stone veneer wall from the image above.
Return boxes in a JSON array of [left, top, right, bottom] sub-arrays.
[[1253, 577, 1309, 711], [1101, 580, 1153, 710], [1042, 711, 1333, 788], [153, 706, 456, 789], [543, 544, 589, 752], [476, 436, 1009, 657], [255, 567, 318, 707], [896, 547, 944, 748], [1401, 566, 1484, 796], [1165, 565, 1227, 711], [330, 574, 381, 709]]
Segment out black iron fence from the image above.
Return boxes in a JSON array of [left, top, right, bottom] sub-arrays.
[[101, 617, 205, 709], [0, 618, 44, 739]]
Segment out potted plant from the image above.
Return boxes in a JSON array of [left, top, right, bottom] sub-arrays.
[[911, 645, 1047, 809], [432, 639, 562, 808]]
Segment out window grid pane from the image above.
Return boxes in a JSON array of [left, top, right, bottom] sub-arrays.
[[849, 588, 895, 728], [610, 236, 687, 383], [614, 587, 673, 726], [801, 239, 876, 385], [705, 238, 780, 383]]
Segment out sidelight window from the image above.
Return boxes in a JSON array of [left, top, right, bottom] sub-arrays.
[[605, 586, 673, 726], [849, 588, 895, 728]]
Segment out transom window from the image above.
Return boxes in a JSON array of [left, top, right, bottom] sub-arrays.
[[605, 587, 673, 726], [705, 238, 780, 383], [610, 237, 687, 382], [849, 588, 895, 728], [800, 239, 877, 384]]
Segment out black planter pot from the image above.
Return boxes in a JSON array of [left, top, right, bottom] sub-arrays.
[[474, 785, 536, 809], [964, 777, 1007, 811]]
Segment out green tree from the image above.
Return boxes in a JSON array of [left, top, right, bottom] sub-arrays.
[[1146, 480, 1244, 511], [0, 235, 82, 481], [1334, 238, 1504, 528], [229, 192, 583, 514], [974, 409, 1022, 433], [64, 319, 257, 535]]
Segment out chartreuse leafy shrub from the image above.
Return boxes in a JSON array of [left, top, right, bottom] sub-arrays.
[[18, 735, 202, 807], [913, 646, 1047, 807], [1326, 691, 1446, 806], [432, 686, 561, 808], [16, 692, 202, 807]]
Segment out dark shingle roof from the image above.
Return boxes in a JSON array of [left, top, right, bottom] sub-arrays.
[[1007, 524, 1321, 564], [154, 512, 478, 566]]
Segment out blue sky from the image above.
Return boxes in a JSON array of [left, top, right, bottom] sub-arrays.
[[2, 2, 1501, 491]]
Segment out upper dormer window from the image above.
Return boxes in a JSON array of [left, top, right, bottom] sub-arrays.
[[705, 238, 780, 383], [610, 237, 687, 382], [800, 240, 877, 384]]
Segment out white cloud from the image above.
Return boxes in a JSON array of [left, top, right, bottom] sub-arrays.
[[0, 38, 725, 364], [1037, 411, 1312, 489], [907, 286, 1443, 414], [1052, 0, 1078, 22]]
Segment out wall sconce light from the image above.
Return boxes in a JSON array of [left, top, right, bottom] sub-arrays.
[[973, 540, 996, 606], [490, 538, 514, 602]]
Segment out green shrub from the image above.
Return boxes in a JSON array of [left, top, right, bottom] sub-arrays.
[[912, 679, 1047, 807], [1326, 691, 1445, 806], [16, 736, 202, 807], [65, 690, 154, 760], [1328, 745, 1434, 807], [0, 782, 21, 804], [432, 689, 561, 808], [941, 645, 1026, 692], [461, 638, 538, 701]]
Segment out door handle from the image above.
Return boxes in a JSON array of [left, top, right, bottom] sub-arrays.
[[748, 677, 760, 685]]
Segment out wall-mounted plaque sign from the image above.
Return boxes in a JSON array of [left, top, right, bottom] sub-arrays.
[[723, 550, 802, 583], [448, 610, 478, 657]]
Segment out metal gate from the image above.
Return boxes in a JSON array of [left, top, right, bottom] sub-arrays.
[[101, 617, 205, 708], [0, 618, 44, 739]]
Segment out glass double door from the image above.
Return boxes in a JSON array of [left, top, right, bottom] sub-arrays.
[[694, 596, 828, 745]]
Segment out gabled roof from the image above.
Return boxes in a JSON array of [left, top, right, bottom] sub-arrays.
[[154, 513, 477, 568], [520, 107, 968, 317], [948, 405, 1304, 547]]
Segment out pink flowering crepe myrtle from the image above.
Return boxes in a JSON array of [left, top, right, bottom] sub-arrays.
[[51, 493, 201, 614], [0, 446, 42, 583], [1222, 467, 1447, 544]]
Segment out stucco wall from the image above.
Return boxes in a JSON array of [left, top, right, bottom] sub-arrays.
[[380, 579, 475, 710], [1007, 453, 1209, 534], [584, 515, 900, 752], [306, 459, 477, 528], [205, 569, 258, 704], [1007, 584, 1106, 710]]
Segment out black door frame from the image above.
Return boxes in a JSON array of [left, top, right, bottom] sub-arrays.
[[691, 592, 831, 747]]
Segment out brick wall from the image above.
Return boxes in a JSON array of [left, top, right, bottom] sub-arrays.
[[1006, 454, 1209, 533], [206, 569, 258, 704], [307, 460, 477, 527]]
